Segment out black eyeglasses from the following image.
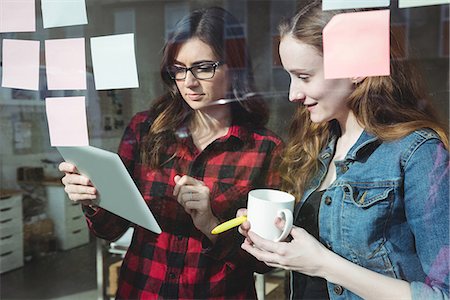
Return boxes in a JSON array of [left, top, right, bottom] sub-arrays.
[[166, 61, 223, 80]]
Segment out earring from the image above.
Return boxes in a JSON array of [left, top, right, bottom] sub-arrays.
[[351, 77, 365, 86]]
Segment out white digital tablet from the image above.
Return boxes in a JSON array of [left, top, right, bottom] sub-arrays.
[[57, 146, 162, 234]]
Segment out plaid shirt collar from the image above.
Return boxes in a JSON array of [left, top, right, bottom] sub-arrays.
[[174, 121, 254, 149]]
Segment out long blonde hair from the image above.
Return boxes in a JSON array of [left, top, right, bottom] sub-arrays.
[[279, 0, 449, 201]]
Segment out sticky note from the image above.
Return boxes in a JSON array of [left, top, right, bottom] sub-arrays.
[[45, 97, 89, 146], [323, 0, 390, 10], [0, 0, 36, 32], [45, 38, 86, 90], [323, 10, 390, 79], [399, 0, 450, 8], [2, 39, 40, 91], [41, 0, 88, 28], [90, 33, 139, 90]]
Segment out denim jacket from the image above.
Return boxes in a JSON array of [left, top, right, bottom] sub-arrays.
[[291, 129, 449, 300]]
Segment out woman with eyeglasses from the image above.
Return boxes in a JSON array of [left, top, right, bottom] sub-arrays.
[[238, 1, 449, 299], [59, 6, 283, 299]]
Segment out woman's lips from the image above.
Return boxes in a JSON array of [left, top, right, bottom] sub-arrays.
[[304, 102, 317, 111], [186, 93, 205, 101]]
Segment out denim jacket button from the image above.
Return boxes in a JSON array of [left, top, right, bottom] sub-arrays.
[[341, 165, 349, 173], [333, 284, 344, 295], [324, 196, 332, 205]]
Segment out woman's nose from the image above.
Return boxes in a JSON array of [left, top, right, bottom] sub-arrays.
[[184, 70, 199, 87], [289, 87, 306, 103]]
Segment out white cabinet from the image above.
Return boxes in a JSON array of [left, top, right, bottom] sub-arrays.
[[0, 191, 24, 273], [45, 186, 89, 250]]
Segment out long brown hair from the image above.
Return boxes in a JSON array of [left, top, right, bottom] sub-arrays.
[[279, 0, 449, 201], [141, 7, 269, 168]]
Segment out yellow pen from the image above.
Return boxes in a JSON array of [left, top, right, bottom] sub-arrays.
[[211, 215, 247, 234]]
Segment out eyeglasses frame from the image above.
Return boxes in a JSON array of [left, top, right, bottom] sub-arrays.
[[167, 61, 224, 80]]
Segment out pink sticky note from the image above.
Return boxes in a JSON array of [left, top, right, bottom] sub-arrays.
[[2, 39, 40, 90], [45, 97, 89, 146], [323, 10, 390, 79], [0, 0, 36, 32], [45, 38, 86, 90]]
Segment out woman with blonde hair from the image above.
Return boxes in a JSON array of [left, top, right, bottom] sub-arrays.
[[239, 1, 449, 299]]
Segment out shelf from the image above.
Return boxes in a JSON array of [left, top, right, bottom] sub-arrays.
[[0, 100, 46, 106]]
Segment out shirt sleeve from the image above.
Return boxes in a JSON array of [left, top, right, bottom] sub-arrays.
[[82, 206, 130, 241], [403, 138, 449, 300]]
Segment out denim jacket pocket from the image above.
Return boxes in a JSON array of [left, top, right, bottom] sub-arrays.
[[340, 183, 397, 276], [345, 183, 394, 208]]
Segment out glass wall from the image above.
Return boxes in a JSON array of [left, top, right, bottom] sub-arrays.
[[1, 0, 448, 189], [0, 0, 448, 298]]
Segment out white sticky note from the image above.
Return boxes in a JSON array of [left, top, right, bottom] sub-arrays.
[[323, 0, 390, 10], [41, 0, 88, 29], [45, 38, 86, 90], [2, 39, 40, 91], [323, 10, 390, 79], [45, 97, 89, 146], [399, 0, 450, 8], [0, 0, 36, 32], [90, 33, 139, 90]]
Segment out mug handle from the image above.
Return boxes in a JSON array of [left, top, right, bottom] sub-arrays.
[[273, 208, 293, 242]]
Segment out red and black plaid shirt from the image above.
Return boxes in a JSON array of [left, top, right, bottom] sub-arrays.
[[84, 111, 283, 299]]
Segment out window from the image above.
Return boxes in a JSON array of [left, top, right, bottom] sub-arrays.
[[440, 5, 449, 57], [0, 3, 448, 299], [391, 5, 410, 60]]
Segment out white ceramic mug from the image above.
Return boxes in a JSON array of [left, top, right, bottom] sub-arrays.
[[247, 189, 295, 242]]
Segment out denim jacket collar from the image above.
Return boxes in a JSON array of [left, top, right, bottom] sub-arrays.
[[345, 130, 379, 161], [319, 130, 379, 164], [301, 130, 380, 210]]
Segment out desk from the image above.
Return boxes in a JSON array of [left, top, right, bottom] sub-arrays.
[[95, 229, 132, 300]]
